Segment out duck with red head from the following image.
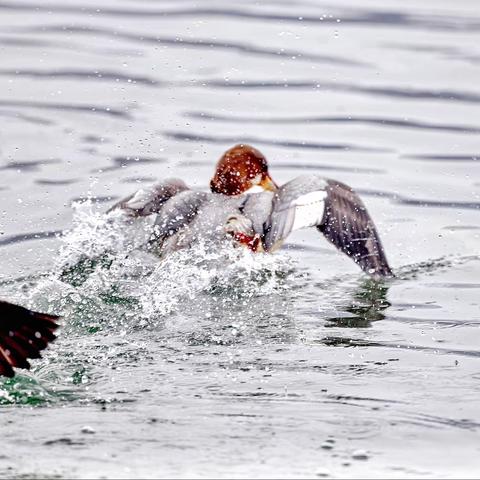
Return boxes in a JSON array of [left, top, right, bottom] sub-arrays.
[[110, 144, 393, 277], [210, 144, 277, 196]]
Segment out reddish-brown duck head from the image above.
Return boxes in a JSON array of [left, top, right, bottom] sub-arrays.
[[210, 144, 278, 196]]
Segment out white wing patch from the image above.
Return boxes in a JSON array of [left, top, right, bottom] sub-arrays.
[[291, 191, 327, 231]]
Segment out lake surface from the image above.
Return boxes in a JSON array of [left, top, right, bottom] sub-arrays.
[[1, 0, 480, 478]]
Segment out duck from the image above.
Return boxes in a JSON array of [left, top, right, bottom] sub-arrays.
[[0, 300, 59, 377], [109, 144, 393, 277]]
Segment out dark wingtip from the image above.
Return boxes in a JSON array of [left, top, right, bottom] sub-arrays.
[[0, 301, 60, 378], [0, 361, 15, 378], [318, 180, 395, 280], [368, 266, 395, 280], [364, 253, 395, 279]]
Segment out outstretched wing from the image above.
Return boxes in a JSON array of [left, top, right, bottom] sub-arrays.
[[0, 301, 60, 377], [107, 178, 188, 217], [318, 180, 393, 277], [264, 175, 393, 277]]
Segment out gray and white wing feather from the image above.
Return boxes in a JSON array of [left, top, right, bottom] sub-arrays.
[[107, 178, 188, 217], [264, 175, 328, 250], [264, 175, 393, 277], [150, 190, 208, 244]]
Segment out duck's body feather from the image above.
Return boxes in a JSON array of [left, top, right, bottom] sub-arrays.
[[148, 192, 245, 257]]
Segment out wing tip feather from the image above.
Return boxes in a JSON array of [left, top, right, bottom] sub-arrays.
[[0, 302, 60, 378]]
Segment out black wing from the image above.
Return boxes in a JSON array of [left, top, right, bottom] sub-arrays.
[[0, 301, 60, 377], [264, 175, 393, 277], [107, 178, 188, 217], [318, 180, 393, 277]]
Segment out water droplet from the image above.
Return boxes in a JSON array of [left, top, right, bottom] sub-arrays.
[[352, 449, 369, 460]]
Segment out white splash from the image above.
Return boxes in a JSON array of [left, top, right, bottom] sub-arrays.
[[23, 200, 295, 328]]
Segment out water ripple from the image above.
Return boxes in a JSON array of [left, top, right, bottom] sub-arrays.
[[0, 68, 159, 86], [1, 3, 479, 32], [163, 131, 391, 153], [36, 179, 79, 186], [0, 159, 60, 171], [358, 188, 480, 211], [185, 111, 480, 135], [21, 24, 368, 68], [0, 99, 132, 118], [97, 156, 168, 172], [0, 108, 54, 125], [200, 79, 480, 104], [385, 42, 480, 66], [404, 154, 480, 162], [0, 230, 62, 247], [319, 336, 480, 358]]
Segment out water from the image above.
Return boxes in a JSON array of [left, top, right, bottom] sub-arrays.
[[1, 0, 480, 477]]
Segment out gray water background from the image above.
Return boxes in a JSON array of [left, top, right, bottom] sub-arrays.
[[0, 0, 480, 478]]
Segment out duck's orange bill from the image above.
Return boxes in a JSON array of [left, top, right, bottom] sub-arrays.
[[259, 174, 278, 192]]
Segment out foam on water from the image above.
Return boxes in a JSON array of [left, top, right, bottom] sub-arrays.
[[24, 199, 295, 330], [0, 200, 299, 405]]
